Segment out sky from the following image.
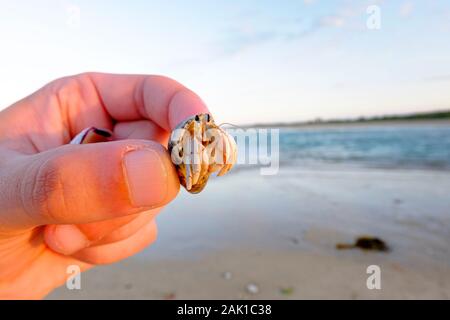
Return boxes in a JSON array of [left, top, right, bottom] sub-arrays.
[[0, 0, 449, 124]]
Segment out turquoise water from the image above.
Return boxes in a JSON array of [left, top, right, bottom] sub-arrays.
[[278, 124, 450, 170]]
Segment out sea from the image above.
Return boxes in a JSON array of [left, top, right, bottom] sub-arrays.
[[234, 123, 450, 171]]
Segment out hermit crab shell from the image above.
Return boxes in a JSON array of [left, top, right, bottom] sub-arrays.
[[70, 127, 113, 144], [168, 114, 237, 194]]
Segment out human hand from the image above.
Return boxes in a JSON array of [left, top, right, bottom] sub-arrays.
[[0, 73, 209, 299]]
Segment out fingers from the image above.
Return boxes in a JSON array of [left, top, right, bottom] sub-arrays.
[[93, 211, 157, 245], [72, 220, 158, 265], [86, 73, 210, 131], [0, 73, 209, 152], [0, 139, 179, 230], [113, 120, 169, 145], [44, 209, 159, 255]]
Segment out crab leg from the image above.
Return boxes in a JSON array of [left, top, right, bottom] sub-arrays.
[[183, 136, 193, 191], [191, 136, 203, 186], [218, 131, 237, 176]]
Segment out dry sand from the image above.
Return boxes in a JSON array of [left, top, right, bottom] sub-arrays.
[[48, 167, 450, 299]]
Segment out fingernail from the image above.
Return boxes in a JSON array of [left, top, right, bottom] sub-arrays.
[[50, 225, 90, 255], [123, 149, 167, 207]]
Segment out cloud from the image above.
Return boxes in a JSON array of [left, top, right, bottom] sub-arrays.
[[303, 0, 316, 5], [221, 29, 278, 55], [400, 1, 414, 17], [221, 11, 350, 56], [320, 15, 346, 28], [170, 1, 368, 66]]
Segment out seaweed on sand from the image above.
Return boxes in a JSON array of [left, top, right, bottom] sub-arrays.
[[336, 236, 389, 252]]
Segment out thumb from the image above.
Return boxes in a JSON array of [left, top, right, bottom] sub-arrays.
[[1, 139, 179, 229]]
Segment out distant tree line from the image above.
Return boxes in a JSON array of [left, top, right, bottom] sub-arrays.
[[247, 110, 450, 128]]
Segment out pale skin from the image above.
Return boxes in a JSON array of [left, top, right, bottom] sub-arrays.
[[0, 73, 209, 299]]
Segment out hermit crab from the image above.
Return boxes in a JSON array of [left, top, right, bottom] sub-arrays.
[[70, 114, 237, 194], [168, 113, 237, 193]]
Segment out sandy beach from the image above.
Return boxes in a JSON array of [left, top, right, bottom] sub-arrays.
[[48, 166, 450, 299], [1, 0, 450, 303]]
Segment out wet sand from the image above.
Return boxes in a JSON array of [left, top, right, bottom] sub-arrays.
[[48, 167, 450, 299]]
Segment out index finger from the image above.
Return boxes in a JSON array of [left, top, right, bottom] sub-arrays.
[[87, 72, 210, 131], [0, 72, 210, 152]]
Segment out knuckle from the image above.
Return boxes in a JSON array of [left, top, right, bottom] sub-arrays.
[[48, 74, 82, 95], [47, 73, 94, 107], [27, 156, 67, 222]]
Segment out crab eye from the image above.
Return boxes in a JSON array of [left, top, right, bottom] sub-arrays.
[[206, 114, 211, 122], [195, 115, 200, 121]]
